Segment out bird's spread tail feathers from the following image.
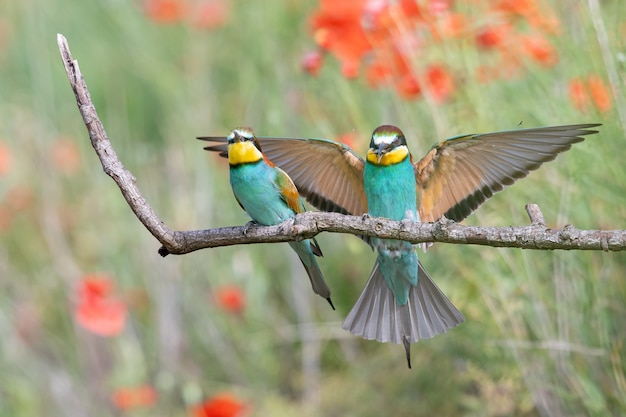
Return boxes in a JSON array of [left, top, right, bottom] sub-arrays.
[[342, 261, 464, 366]]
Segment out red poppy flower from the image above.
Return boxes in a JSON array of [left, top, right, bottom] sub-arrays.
[[588, 74, 611, 113], [395, 73, 422, 99], [337, 132, 358, 149], [310, 0, 373, 77], [75, 275, 127, 337], [425, 64, 455, 103], [439, 12, 466, 38], [568, 78, 588, 112], [143, 0, 187, 24], [191, 393, 248, 417], [520, 34, 558, 67], [475, 24, 510, 49], [400, 0, 423, 19], [112, 385, 158, 410], [495, 0, 537, 16], [569, 74, 612, 114], [428, 0, 452, 16], [214, 285, 245, 314], [366, 59, 392, 88]]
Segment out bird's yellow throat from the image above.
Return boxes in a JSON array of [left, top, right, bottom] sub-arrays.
[[228, 141, 263, 166], [367, 145, 409, 166]]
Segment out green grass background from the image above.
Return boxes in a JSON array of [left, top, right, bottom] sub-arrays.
[[0, 0, 625, 416]]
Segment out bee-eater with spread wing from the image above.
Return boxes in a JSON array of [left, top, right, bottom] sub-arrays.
[[215, 127, 334, 310], [200, 123, 600, 367]]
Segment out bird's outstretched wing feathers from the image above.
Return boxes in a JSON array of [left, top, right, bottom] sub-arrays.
[[414, 124, 600, 222], [198, 136, 229, 158]]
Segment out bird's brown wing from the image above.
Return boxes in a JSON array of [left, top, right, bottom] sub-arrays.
[[414, 124, 601, 222]]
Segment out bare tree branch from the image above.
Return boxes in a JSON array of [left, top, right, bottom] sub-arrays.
[[56, 33, 626, 258]]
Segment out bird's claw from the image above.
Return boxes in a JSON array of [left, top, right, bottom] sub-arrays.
[[242, 220, 257, 236]]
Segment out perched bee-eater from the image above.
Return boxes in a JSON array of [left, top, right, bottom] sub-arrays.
[[212, 127, 334, 309], [200, 123, 600, 367]]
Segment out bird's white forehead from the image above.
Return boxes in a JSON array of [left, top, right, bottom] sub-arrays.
[[228, 128, 254, 141], [371, 133, 396, 146]]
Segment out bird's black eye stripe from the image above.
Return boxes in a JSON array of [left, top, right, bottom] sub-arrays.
[[253, 137, 264, 152]]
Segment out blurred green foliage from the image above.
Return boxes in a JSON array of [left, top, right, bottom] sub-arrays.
[[0, 0, 625, 416]]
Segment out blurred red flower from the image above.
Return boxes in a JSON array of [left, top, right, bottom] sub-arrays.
[[112, 385, 158, 410], [366, 59, 392, 88], [143, 0, 187, 24], [0, 141, 12, 176], [337, 132, 358, 149], [428, 0, 452, 16], [568, 75, 612, 114], [568, 78, 588, 112], [520, 34, 558, 67], [193, 0, 230, 29], [310, 0, 373, 78], [425, 64, 454, 103], [191, 393, 248, 417], [439, 12, 466, 38], [301, 50, 324, 76], [588, 74, 611, 113], [395, 73, 421, 99], [496, 0, 536, 16], [475, 24, 510, 49], [214, 285, 245, 314], [75, 275, 127, 336]]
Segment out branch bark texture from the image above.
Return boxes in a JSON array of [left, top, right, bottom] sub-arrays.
[[56, 33, 626, 257]]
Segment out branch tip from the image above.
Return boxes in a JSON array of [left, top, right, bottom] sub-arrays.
[[525, 203, 546, 226]]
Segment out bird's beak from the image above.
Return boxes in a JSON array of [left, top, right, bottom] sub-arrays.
[[232, 132, 244, 143], [375, 143, 387, 163]]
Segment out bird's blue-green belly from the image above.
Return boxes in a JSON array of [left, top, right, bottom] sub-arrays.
[[230, 162, 293, 225]]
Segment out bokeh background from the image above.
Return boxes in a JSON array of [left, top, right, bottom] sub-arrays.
[[1, 0, 625, 416]]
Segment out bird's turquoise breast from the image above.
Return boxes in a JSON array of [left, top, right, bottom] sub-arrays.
[[230, 162, 293, 225], [364, 159, 418, 221]]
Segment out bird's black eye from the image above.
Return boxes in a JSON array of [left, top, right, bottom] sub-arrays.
[[393, 134, 406, 147]]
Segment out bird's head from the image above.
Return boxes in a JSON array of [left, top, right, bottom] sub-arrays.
[[227, 127, 265, 166], [367, 125, 410, 166]]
